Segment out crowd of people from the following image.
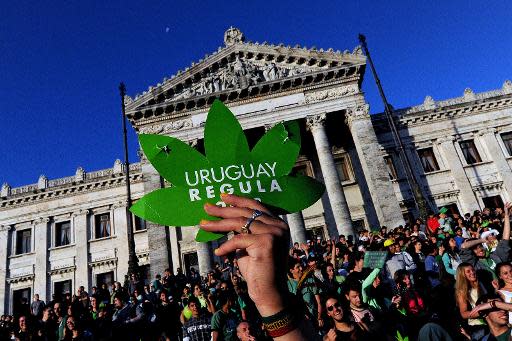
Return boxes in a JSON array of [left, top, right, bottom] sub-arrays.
[[3, 194, 512, 340]]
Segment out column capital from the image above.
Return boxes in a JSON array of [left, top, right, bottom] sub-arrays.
[[72, 209, 90, 217], [0, 225, 12, 232], [477, 127, 497, 137], [344, 104, 370, 127], [112, 201, 127, 209], [306, 113, 327, 131], [436, 136, 456, 145], [33, 217, 50, 226]]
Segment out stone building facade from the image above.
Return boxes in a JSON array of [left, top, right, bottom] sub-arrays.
[[1, 28, 511, 314]]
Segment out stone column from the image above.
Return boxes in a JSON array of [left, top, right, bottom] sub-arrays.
[[73, 210, 90, 290], [479, 129, 512, 198], [0, 225, 11, 314], [168, 227, 182, 274], [306, 114, 352, 238], [437, 137, 480, 213], [142, 162, 172, 279], [112, 204, 129, 279], [33, 218, 50, 302], [196, 239, 213, 276], [287, 212, 307, 244], [345, 105, 405, 228]]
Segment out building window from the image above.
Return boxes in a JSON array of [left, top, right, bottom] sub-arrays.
[[482, 195, 503, 210], [54, 280, 72, 301], [133, 215, 146, 231], [96, 271, 114, 289], [335, 155, 352, 182], [95, 213, 111, 238], [417, 148, 440, 173], [501, 132, 512, 156], [12, 288, 31, 318], [459, 140, 482, 164], [55, 221, 71, 247], [16, 229, 31, 255], [384, 156, 398, 180], [352, 219, 366, 233]]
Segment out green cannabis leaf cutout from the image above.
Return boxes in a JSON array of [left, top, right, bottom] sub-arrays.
[[130, 100, 325, 242]]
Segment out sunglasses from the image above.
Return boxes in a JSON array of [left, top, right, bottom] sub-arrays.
[[327, 302, 342, 312]]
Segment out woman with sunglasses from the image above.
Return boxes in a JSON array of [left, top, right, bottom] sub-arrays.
[[323, 297, 367, 341]]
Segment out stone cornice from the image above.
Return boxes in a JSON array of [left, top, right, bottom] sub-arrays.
[[7, 274, 35, 284], [72, 209, 90, 217], [48, 265, 76, 276], [0, 173, 143, 210], [372, 83, 512, 131]]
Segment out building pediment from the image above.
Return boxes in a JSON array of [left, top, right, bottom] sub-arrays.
[[125, 27, 366, 127]]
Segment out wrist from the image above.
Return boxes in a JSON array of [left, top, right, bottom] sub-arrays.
[[255, 292, 285, 317]]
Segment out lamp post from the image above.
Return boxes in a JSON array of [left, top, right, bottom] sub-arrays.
[[358, 34, 431, 221], [119, 82, 139, 276]]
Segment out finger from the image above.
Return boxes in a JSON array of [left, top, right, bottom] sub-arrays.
[[200, 218, 283, 236], [204, 204, 286, 229], [220, 193, 273, 215], [214, 234, 274, 256]]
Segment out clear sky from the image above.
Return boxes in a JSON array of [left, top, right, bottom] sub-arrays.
[[1, 1, 511, 187]]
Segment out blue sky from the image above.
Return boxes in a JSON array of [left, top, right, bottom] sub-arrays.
[[1, 1, 511, 187]]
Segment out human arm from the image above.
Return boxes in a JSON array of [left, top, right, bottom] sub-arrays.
[[470, 299, 512, 316], [461, 238, 486, 249], [503, 202, 511, 241], [200, 194, 307, 341], [442, 253, 456, 276], [456, 293, 479, 319], [362, 268, 381, 304], [315, 294, 324, 327]]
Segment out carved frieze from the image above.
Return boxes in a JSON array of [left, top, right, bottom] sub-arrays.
[[304, 85, 357, 104], [139, 119, 193, 134]]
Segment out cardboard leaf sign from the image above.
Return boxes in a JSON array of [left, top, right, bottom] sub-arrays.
[[130, 100, 325, 242]]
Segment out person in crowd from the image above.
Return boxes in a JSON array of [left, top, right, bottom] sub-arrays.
[[182, 296, 212, 341], [424, 243, 442, 288], [156, 289, 181, 341], [323, 296, 366, 341], [235, 321, 261, 341], [471, 294, 512, 340], [54, 302, 68, 341], [211, 291, 239, 341], [31, 294, 46, 319], [15, 315, 31, 341], [442, 237, 461, 277], [64, 316, 93, 341], [287, 257, 324, 329], [455, 263, 489, 340], [494, 262, 512, 325]]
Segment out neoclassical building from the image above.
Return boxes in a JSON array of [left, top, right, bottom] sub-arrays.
[[1, 28, 511, 314]]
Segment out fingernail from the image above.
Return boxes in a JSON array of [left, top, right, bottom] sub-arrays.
[[214, 248, 220, 255], [200, 219, 210, 226], [220, 193, 229, 199]]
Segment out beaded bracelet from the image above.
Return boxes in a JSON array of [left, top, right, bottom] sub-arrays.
[[262, 308, 297, 338]]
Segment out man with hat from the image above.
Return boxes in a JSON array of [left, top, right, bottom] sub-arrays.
[[438, 207, 454, 234], [384, 239, 416, 283]]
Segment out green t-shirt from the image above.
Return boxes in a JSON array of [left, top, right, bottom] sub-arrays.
[[287, 277, 321, 317], [495, 328, 512, 341], [211, 309, 238, 341]]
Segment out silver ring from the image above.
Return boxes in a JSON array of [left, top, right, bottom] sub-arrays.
[[240, 210, 264, 234]]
